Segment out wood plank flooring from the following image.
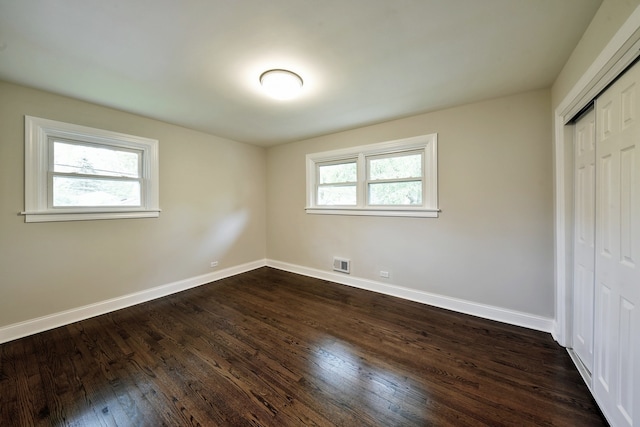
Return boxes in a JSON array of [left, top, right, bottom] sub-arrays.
[[0, 267, 606, 426]]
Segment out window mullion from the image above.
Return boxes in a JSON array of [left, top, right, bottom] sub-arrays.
[[47, 138, 55, 209], [314, 161, 321, 207], [318, 182, 357, 188], [368, 177, 422, 184], [47, 171, 54, 210], [357, 153, 366, 207], [422, 149, 427, 208], [51, 171, 141, 182]]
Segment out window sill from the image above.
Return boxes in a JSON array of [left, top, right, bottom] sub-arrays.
[[305, 207, 440, 218], [20, 209, 161, 223]]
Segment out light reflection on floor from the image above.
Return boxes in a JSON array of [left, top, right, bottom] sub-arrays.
[[310, 336, 429, 422]]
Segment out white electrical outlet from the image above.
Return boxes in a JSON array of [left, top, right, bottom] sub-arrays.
[[210, 261, 219, 268], [380, 270, 390, 278]]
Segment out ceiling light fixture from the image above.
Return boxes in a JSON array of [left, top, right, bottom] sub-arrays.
[[259, 69, 303, 100]]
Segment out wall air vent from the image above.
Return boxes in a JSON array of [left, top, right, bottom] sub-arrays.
[[333, 257, 351, 274]]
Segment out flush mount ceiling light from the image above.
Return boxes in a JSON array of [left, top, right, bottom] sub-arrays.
[[259, 69, 303, 100]]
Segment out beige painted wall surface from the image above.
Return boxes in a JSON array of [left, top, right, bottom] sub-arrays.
[[267, 89, 554, 317], [552, 0, 640, 107], [0, 81, 266, 328]]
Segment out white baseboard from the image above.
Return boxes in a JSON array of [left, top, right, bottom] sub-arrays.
[[551, 321, 561, 343], [267, 259, 554, 333], [0, 259, 267, 344], [0, 258, 554, 344]]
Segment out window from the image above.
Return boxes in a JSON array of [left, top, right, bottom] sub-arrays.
[[306, 134, 438, 217], [317, 160, 357, 205], [23, 116, 160, 222], [367, 151, 423, 205]]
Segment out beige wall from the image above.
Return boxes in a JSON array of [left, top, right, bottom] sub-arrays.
[[267, 89, 554, 317], [552, 0, 640, 107], [0, 81, 267, 327]]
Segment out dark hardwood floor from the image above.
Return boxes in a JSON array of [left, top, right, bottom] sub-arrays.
[[0, 267, 605, 426]]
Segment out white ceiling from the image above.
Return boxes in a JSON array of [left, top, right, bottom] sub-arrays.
[[0, 0, 601, 146]]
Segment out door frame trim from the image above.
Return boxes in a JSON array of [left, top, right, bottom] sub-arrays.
[[553, 5, 640, 346]]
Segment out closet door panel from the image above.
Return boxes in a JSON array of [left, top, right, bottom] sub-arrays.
[[594, 62, 640, 427], [573, 107, 596, 373]]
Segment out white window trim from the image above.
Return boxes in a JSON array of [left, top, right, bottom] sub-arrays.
[[22, 116, 160, 223], [305, 134, 439, 218]]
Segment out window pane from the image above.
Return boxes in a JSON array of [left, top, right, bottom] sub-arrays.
[[53, 176, 141, 207], [368, 181, 422, 205], [53, 141, 140, 178], [318, 185, 356, 205], [319, 162, 356, 184], [369, 153, 422, 180]]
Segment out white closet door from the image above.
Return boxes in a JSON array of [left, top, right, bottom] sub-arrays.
[[573, 107, 596, 374], [594, 61, 640, 427]]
